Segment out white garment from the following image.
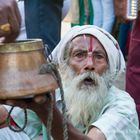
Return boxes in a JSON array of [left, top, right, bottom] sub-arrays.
[[0, 127, 30, 140], [4, 86, 140, 140], [62, 0, 71, 20], [92, 86, 140, 140], [91, 0, 115, 33], [3, 106, 42, 140], [16, 1, 27, 40]]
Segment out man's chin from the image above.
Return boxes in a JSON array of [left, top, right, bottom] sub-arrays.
[[64, 83, 108, 129], [78, 83, 97, 92]]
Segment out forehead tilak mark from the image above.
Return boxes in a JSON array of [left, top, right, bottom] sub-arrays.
[[83, 35, 88, 50], [83, 35, 94, 53], [89, 36, 93, 52]]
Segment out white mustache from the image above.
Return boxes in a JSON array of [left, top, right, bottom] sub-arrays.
[[76, 71, 99, 87]]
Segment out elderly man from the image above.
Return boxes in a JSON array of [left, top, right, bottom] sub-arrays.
[[0, 25, 140, 140]]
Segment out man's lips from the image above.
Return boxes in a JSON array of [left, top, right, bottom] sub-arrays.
[[83, 77, 96, 86]]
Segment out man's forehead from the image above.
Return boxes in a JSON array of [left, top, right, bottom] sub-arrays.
[[70, 34, 105, 52], [71, 34, 95, 42], [71, 34, 101, 45]]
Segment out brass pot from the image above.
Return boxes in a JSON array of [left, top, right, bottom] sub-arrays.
[[0, 39, 58, 99]]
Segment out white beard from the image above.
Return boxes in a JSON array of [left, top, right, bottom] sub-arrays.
[[60, 66, 109, 132]]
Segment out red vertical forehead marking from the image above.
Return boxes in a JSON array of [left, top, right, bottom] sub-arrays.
[[89, 36, 93, 52]]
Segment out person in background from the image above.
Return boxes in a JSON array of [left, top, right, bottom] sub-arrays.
[[1, 25, 140, 140], [0, 0, 64, 54], [0, 0, 21, 42], [117, 21, 132, 60], [91, 0, 115, 33], [126, 2, 140, 127], [66, 0, 93, 26], [113, 0, 140, 128], [23, 0, 64, 54], [17, 0, 71, 41]]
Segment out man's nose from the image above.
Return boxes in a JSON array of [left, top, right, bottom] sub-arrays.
[[84, 54, 95, 71]]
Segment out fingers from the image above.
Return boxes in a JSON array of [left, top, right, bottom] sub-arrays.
[[5, 1, 21, 42], [0, 11, 11, 37], [33, 95, 48, 104], [0, 106, 9, 126], [0, 23, 11, 36], [0, 0, 21, 42]]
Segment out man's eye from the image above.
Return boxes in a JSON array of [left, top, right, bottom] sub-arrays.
[[94, 54, 104, 59], [74, 52, 85, 58]]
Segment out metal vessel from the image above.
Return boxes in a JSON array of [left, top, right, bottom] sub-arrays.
[[0, 39, 57, 99]]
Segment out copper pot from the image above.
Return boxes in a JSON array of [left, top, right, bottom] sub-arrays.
[[0, 39, 58, 99]]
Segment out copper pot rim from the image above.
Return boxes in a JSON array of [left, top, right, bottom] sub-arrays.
[[0, 39, 44, 53]]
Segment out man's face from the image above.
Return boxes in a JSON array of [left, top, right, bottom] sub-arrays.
[[61, 35, 109, 130], [69, 35, 108, 76]]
